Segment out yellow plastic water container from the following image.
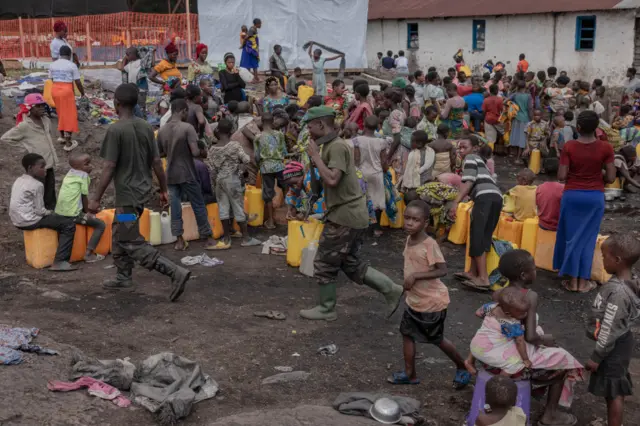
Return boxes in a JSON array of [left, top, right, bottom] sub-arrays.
[[488, 142, 495, 151], [286, 219, 324, 267], [591, 235, 612, 283], [520, 217, 539, 256], [605, 178, 622, 189], [162, 158, 167, 171], [180, 203, 200, 241], [502, 194, 516, 213], [207, 203, 224, 239], [528, 149, 541, 174], [637, 143, 640, 158], [43, 79, 55, 107], [139, 208, 151, 242], [448, 201, 473, 245], [73, 75, 85, 97], [89, 208, 114, 256], [534, 227, 558, 271], [24, 228, 58, 269], [24, 225, 87, 268], [149, 211, 162, 246], [245, 185, 265, 227], [496, 215, 524, 247], [464, 236, 518, 274], [70, 225, 87, 263]]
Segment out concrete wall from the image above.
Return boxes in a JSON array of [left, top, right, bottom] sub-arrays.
[[366, 10, 636, 85]]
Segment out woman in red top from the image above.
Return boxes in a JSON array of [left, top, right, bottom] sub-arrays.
[[553, 111, 616, 293]]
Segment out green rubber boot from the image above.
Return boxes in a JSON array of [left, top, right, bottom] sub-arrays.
[[299, 283, 338, 321], [363, 267, 404, 318]]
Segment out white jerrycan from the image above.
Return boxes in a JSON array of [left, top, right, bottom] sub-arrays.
[[160, 211, 177, 245]]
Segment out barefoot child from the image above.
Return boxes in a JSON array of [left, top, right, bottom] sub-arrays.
[[585, 234, 640, 426], [475, 376, 527, 426], [54, 153, 106, 262], [10, 154, 77, 272], [253, 112, 288, 229], [208, 119, 261, 249], [402, 130, 434, 194], [523, 109, 549, 169], [387, 200, 470, 389]]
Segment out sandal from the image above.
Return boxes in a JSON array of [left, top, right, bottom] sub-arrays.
[[264, 221, 276, 230], [230, 231, 243, 239], [174, 240, 190, 251], [452, 369, 472, 390], [207, 240, 231, 250], [460, 279, 491, 292], [84, 253, 105, 263], [49, 261, 79, 272], [453, 272, 473, 281], [241, 237, 262, 247], [63, 140, 78, 152], [561, 280, 578, 292], [387, 371, 420, 385], [253, 310, 286, 320]]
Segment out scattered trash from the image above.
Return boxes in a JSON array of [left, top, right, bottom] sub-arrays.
[[317, 344, 338, 356], [262, 236, 288, 255], [180, 253, 224, 267], [274, 366, 293, 372], [48, 377, 131, 408], [253, 310, 286, 320], [41, 290, 72, 300], [420, 357, 449, 365], [262, 371, 310, 384], [291, 352, 301, 357], [104, 264, 115, 269], [0, 325, 58, 365]]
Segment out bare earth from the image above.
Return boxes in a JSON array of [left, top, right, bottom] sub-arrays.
[[0, 95, 639, 426]]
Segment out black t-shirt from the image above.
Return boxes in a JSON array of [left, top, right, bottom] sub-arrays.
[[99, 118, 158, 207]]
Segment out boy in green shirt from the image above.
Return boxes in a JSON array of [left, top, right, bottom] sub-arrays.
[[55, 153, 106, 262]]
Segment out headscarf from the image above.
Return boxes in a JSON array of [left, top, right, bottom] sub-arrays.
[[53, 21, 67, 33], [195, 43, 207, 59], [165, 41, 179, 55], [16, 93, 46, 125], [283, 161, 304, 181], [223, 52, 235, 62]]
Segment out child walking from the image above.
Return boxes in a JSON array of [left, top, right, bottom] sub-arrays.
[[586, 234, 640, 426], [253, 112, 288, 229], [387, 200, 471, 389], [89, 83, 191, 301], [475, 376, 527, 426], [55, 153, 106, 262], [10, 154, 77, 271], [207, 119, 261, 249]]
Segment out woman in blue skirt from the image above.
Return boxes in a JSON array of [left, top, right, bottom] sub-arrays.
[[553, 110, 616, 293]]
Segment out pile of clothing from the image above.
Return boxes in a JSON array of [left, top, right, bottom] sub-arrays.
[[0, 325, 58, 365], [49, 351, 219, 425]]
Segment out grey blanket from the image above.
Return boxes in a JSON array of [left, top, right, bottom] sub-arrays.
[[302, 41, 346, 79], [71, 352, 218, 425], [333, 392, 420, 421]]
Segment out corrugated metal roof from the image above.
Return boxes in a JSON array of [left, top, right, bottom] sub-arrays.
[[368, 0, 636, 20]]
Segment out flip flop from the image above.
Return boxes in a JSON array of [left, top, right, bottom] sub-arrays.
[[207, 241, 231, 250], [49, 261, 79, 272], [537, 413, 578, 426], [452, 369, 472, 390], [453, 272, 473, 281], [241, 237, 262, 247], [253, 310, 286, 320], [387, 371, 420, 385], [230, 231, 243, 239], [561, 280, 579, 292], [63, 140, 78, 152], [460, 279, 491, 292], [578, 281, 598, 293], [264, 222, 276, 230], [84, 254, 106, 263]]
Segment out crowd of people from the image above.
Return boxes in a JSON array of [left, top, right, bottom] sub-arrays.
[[2, 19, 640, 425]]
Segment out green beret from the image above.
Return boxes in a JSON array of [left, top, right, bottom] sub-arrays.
[[303, 106, 336, 123], [391, 77, 407, 89]]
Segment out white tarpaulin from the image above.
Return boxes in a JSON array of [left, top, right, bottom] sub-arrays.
[[197, 0, 368, 71]]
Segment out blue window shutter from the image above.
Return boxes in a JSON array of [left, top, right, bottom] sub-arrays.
[[575, 16, 581, 50]]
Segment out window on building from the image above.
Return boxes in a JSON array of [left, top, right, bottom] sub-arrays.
[[473, 20, 486, 51], [576, 16, 596, 51], [407, 23, 419, 49]]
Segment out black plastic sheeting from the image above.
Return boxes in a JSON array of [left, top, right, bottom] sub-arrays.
[[1, 0, 129, 18]]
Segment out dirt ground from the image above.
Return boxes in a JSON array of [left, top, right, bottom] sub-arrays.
[[1, 92, 640, 426]]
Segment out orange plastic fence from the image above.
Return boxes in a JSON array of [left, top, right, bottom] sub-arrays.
[[0, 12, 200, 63]]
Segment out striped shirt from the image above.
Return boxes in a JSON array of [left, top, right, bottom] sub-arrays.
[[461, 154, 502, 199]]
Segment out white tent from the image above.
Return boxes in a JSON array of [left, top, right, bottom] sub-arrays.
[[197, 0, 369, 71]]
